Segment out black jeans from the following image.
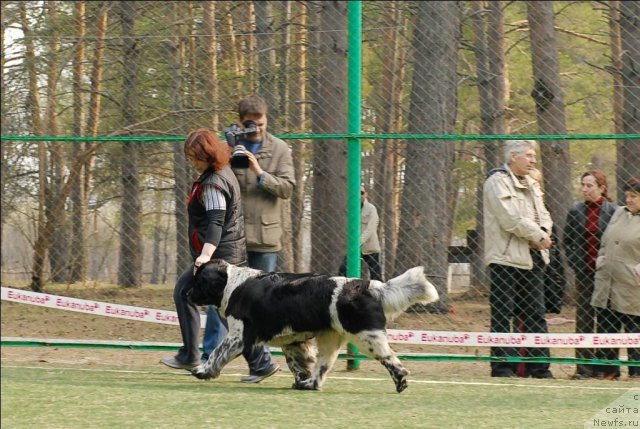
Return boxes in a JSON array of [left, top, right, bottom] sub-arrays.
[[489, 252, 551, 377], [574, 270, 597, 375], [594, 307, 640, 377], [338, 253, 382, 281]]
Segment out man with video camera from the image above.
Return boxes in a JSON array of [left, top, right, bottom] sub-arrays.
[[202, 94, 296, 383]]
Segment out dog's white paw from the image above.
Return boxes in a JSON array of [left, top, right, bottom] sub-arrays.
[[191, 364, 215, 380]]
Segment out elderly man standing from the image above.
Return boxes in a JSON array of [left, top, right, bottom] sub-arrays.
[[483, 140, 554, 379]]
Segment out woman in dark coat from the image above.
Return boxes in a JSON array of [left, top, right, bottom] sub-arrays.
[[563, 169, 617, 379], [161, 129, 247, 369]]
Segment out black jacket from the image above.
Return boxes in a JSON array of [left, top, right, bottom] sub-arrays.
[[562, 199, 617, 274], [545, 225, 566, 314], [188, 166, 246, 265]]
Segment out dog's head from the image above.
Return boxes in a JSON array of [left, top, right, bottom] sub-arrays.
[[188, 259, 230, 307]]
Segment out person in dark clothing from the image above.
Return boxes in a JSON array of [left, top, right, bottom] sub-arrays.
[[161, 128, 248, 370], [528, 168, 567, 315], [563, 169, 617, 379], [544, 225, 567, 314]]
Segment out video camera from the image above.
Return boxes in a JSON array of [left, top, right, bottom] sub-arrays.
[[224, 120, 258, 169]]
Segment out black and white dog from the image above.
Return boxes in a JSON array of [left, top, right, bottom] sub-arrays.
[[188, 259, 439, 393]]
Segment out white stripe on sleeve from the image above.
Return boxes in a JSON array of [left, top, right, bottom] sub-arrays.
[[201, 185, 227, 211]]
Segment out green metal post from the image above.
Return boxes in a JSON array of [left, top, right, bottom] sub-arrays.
[[346, 0, 362, 371]]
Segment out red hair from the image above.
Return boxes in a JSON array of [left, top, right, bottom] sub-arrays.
[[184, 128, 231, 171], [581, 169, 612, 202]]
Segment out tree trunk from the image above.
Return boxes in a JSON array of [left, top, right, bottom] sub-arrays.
[[396, 1, 461, 313], [220, 3, 243, 94], [45, 1, 70, 284], [474, 0, 506, 169], [187, 3, 196, 110], [617, 0, 640, 197], [86, 4, 107, 139], [471, 0, 507, 290], [609, 1, 623, 137], [275, 1, 293, 271], [373, 2, 402, 281], [0, 1, 6, 243], [527, 1, 572, 237], [117, 1, 142, 287], [309, 1, 348, 274], [290, 2, 308, 272], [168, 3, 190, 277], [246, 2, 257, 90], [609, 1, 628, 204], [21, 2, 47, 291], [83, 4, 108, 282], [31, 144, 100, 291], [279, 1, 292, 129], [470, 1, 489, 292], [203, 2, 219, 131], [254, 1, 277, 112], [70, 0, 87, 283], [383, 13, 411, 278]]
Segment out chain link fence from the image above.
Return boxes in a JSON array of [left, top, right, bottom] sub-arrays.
[[2, 1, 639, 371]]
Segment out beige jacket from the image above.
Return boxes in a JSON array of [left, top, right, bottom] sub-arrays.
[[232, 132, 295, 252], [361, 200, 381, 255], [592, 207, 640, 316], [483, 165, 552, 269]]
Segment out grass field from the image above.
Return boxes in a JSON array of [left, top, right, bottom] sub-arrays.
[[1, 350, 636, 429], [2, 284, 639, 428]]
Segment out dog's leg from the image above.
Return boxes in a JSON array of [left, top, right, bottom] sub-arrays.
[[192, 317, 245, 380], [282, 340, 317, 389], [295, 332, 344, 391], [351, 330, 409, 393]]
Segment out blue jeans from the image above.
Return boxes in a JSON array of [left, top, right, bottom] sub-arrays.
[[201, 306, 227, 361], [201, 251, 278, 375]]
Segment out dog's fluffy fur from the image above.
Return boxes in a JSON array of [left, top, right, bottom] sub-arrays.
[[188, 259, 439, 393]]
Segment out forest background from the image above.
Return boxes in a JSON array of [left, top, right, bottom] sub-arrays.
[[1, 1, 639, 320]]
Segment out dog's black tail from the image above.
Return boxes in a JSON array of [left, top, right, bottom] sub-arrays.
[[369, 266, 439, 321]]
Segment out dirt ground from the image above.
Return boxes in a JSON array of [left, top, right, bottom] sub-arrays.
[[0, 282, 620, 381]]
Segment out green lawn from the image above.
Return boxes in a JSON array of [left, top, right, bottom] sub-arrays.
[[2, 363, 634, 429]]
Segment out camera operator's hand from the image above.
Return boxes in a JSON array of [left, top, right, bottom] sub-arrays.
[[245, 150, 264, 177]]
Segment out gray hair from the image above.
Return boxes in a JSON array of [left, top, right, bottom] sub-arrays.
[[503, 140, 538, 164]]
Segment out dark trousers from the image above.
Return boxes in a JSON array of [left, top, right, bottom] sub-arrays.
[[489, 252, 551, 377], [594, 307, 640, 377], [338, 253, 382, 281], [574, 270, 597, 375], [173, 267, 202, 363]]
